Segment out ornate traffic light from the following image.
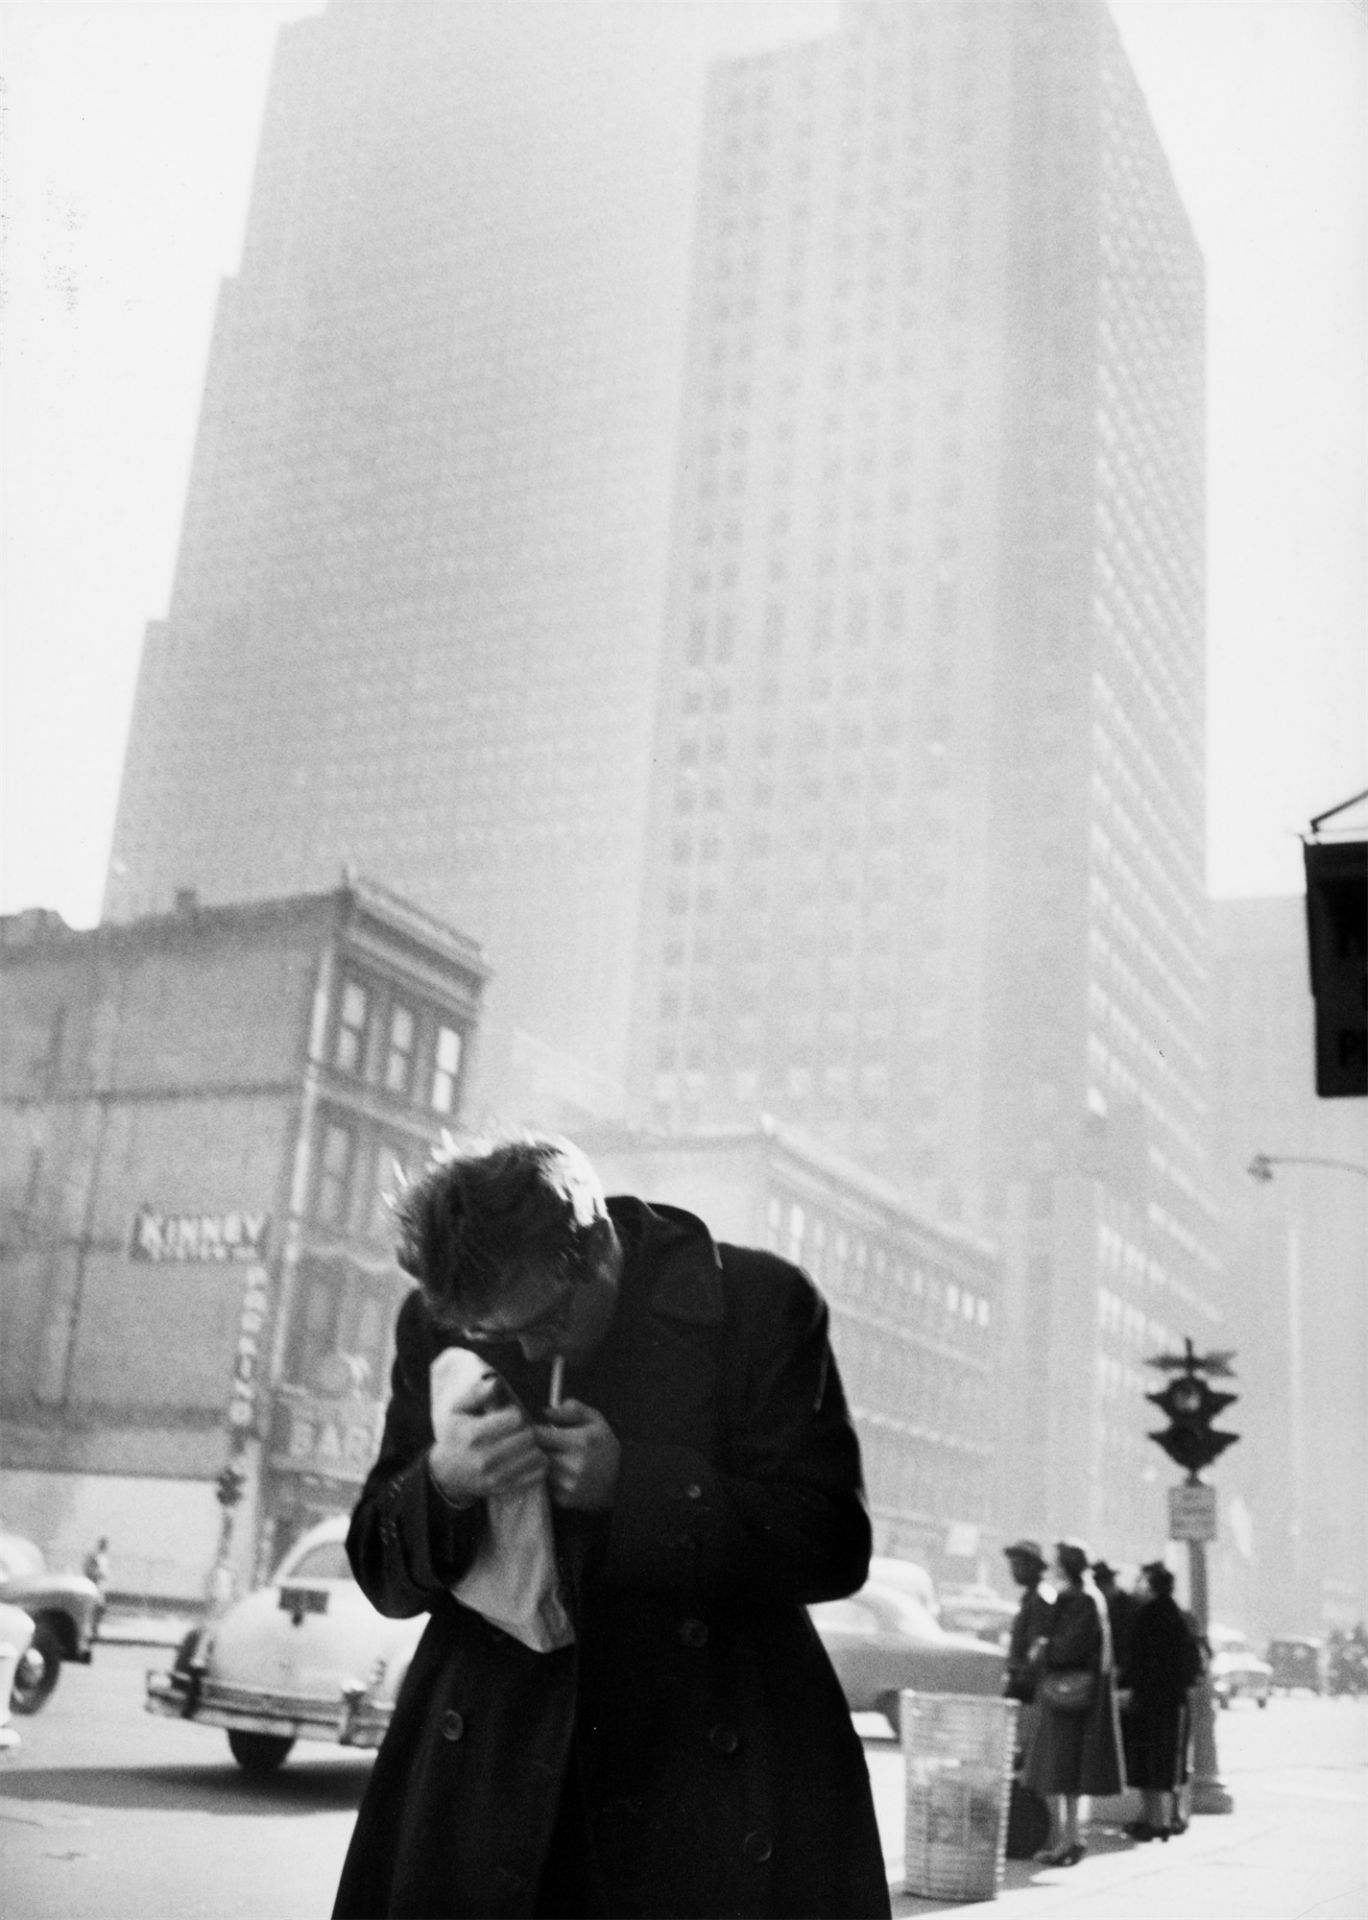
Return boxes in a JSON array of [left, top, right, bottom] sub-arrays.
[[1146, 1367, 1239, 1476]]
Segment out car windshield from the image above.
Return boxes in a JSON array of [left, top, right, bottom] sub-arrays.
[[0, 1533, 45, 1580], [813, 1583, 943, 1642], [282, 1540, 354, 1583]]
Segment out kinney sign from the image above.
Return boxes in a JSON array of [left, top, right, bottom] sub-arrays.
[[130, 1208, 270, 1264]]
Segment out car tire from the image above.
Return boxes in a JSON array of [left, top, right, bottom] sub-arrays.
[[227, 1729, 295, 1774], [10, 1619, 62, 1715], [876, 1692, 904, 1740], [1257, 1694, 1268, 1708]]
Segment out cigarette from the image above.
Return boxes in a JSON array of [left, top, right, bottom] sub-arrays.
[[549, 1355, 565, 1410]]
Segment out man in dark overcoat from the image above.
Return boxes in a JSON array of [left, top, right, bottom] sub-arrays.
[[1118, 1560, 1203, 1840], [1092, 1559, 1141, 1679], [332, 1134, 890, 1920]]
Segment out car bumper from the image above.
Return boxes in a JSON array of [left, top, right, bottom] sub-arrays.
[[144, 1665, 392, 1748], [1213, 1676, 1270, 1703]]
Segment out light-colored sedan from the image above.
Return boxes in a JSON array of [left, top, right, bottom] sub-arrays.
[[146, 1516, 425, 1772], [1208, 1624, 1272, 1709], [0, 1530, 100, 1714], [810, 1564, 1006, 1735]]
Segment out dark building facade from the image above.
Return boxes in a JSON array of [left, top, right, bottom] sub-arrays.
[[100, 2, 711, 1118], [628, 0, 1221, 1552], [581, 1119, 1000, 1583], [0, 881, 485, 1601]]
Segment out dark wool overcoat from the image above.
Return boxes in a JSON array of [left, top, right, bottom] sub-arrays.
[[1120, 1593, 1201, 1790], [1021, 1583, 1125, 1798], [332, 1198, 890, 1920]]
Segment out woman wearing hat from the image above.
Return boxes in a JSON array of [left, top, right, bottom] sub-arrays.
[[1117, 1562, 1204, 1840], [1020, 1540, 1124, 1866]]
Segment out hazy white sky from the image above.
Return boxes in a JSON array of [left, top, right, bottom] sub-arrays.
[[1, 0, 1363, 927]]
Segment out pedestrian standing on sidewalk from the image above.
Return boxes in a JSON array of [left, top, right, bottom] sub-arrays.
[[1092, 1558, 1140, 1678], [1021, 1538, 1124, 1867], [1003, 1539, 1055, 1712], [332, 1132, 889, 1920], [1117, 1561, 1204, 1842], [82, 1537, 110, 1634]]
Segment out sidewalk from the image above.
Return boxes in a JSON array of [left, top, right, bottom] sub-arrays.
[[888, 1774, 1365, 1919]]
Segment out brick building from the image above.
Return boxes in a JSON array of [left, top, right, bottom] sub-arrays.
[[0, 880, 485, 1601]]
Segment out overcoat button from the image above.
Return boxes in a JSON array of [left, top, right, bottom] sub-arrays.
[[742, 1830, 773, 1863], [709, 1724, 739, 1754], [680, 1617, 709, 1648], [440, 1709, 465, 1741], [685, 1483, 703, 1501]]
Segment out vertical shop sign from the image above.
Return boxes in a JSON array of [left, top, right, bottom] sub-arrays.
[[227, 1264, 270, 1430]]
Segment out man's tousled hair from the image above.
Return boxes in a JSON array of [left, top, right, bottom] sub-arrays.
[[394, 1132, 606, 1325]]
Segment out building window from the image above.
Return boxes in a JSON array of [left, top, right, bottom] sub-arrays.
[[316, 1121, 354, 1228], [430, 1024, 462, 1115], [367, 1143, 403, 1240], [385, 1003, 415, 1095], [286, 1253, 402, 1394], [335, 979, 369, 1074]]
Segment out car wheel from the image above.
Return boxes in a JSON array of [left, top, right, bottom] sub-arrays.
[[227, 1729, 295, 1774], [1257, 1693, 1268, 1708], [876, 1692, 904, 1740], [10, 1620, 62, 1715]]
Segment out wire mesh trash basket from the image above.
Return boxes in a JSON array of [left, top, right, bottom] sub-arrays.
[[902, 1692, 1017, 1902]]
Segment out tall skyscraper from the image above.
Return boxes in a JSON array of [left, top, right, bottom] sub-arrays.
[[103, 1, 713, 1113], [1210, 897, 1368, 1632], [630, 0, 1220, 1545]]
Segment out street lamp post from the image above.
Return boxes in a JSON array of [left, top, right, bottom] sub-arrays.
[[1248, 1152, 1368, 1183], [1245, 1150, 1365, 1625]]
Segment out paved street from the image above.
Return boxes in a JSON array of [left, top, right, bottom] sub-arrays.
[[1, 1644, 1363, 1919]]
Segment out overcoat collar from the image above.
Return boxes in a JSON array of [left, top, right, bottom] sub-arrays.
[[606, 1195, 725, 1325]]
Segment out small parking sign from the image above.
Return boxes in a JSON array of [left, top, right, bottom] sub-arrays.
[[1168, 1483, 1217, 1542]]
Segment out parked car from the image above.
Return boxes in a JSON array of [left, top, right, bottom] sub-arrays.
[[937, 1583, 1018, 1648], [1267, 1635, 1324, 1696], [146, 1515, 425, 1772], [0, 1602, 36, 1744], [0, 1530, 100, 1713], [810, 1564, 1005, 1735], [1208, 1624, 1272, 1708]]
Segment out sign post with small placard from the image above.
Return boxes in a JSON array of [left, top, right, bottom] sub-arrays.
[[1144, 1337, 1239, 1816], [1168, 1482, 1216, 1543]]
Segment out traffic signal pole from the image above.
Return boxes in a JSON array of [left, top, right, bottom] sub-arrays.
[[1183, 1490, 1234, 1815], [1144, 1338, 1240, 1816]]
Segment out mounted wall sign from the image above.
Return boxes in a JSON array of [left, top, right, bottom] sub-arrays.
[[129, 1207, 271, 1264]]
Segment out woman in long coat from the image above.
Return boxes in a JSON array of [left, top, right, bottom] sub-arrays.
[[1021, 1540, 1124, 1866], [1119, 1561, 1202, 1839], [332, 1189, 890, 1920]]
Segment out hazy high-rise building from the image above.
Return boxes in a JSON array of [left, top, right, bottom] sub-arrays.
[[630, 0, 1219, 1544], [1210, 897, 1368, 1633], [104, 1, 713, 1113]]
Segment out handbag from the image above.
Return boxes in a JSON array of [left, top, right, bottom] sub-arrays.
[[1040, 1668, 1096, 1713]]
